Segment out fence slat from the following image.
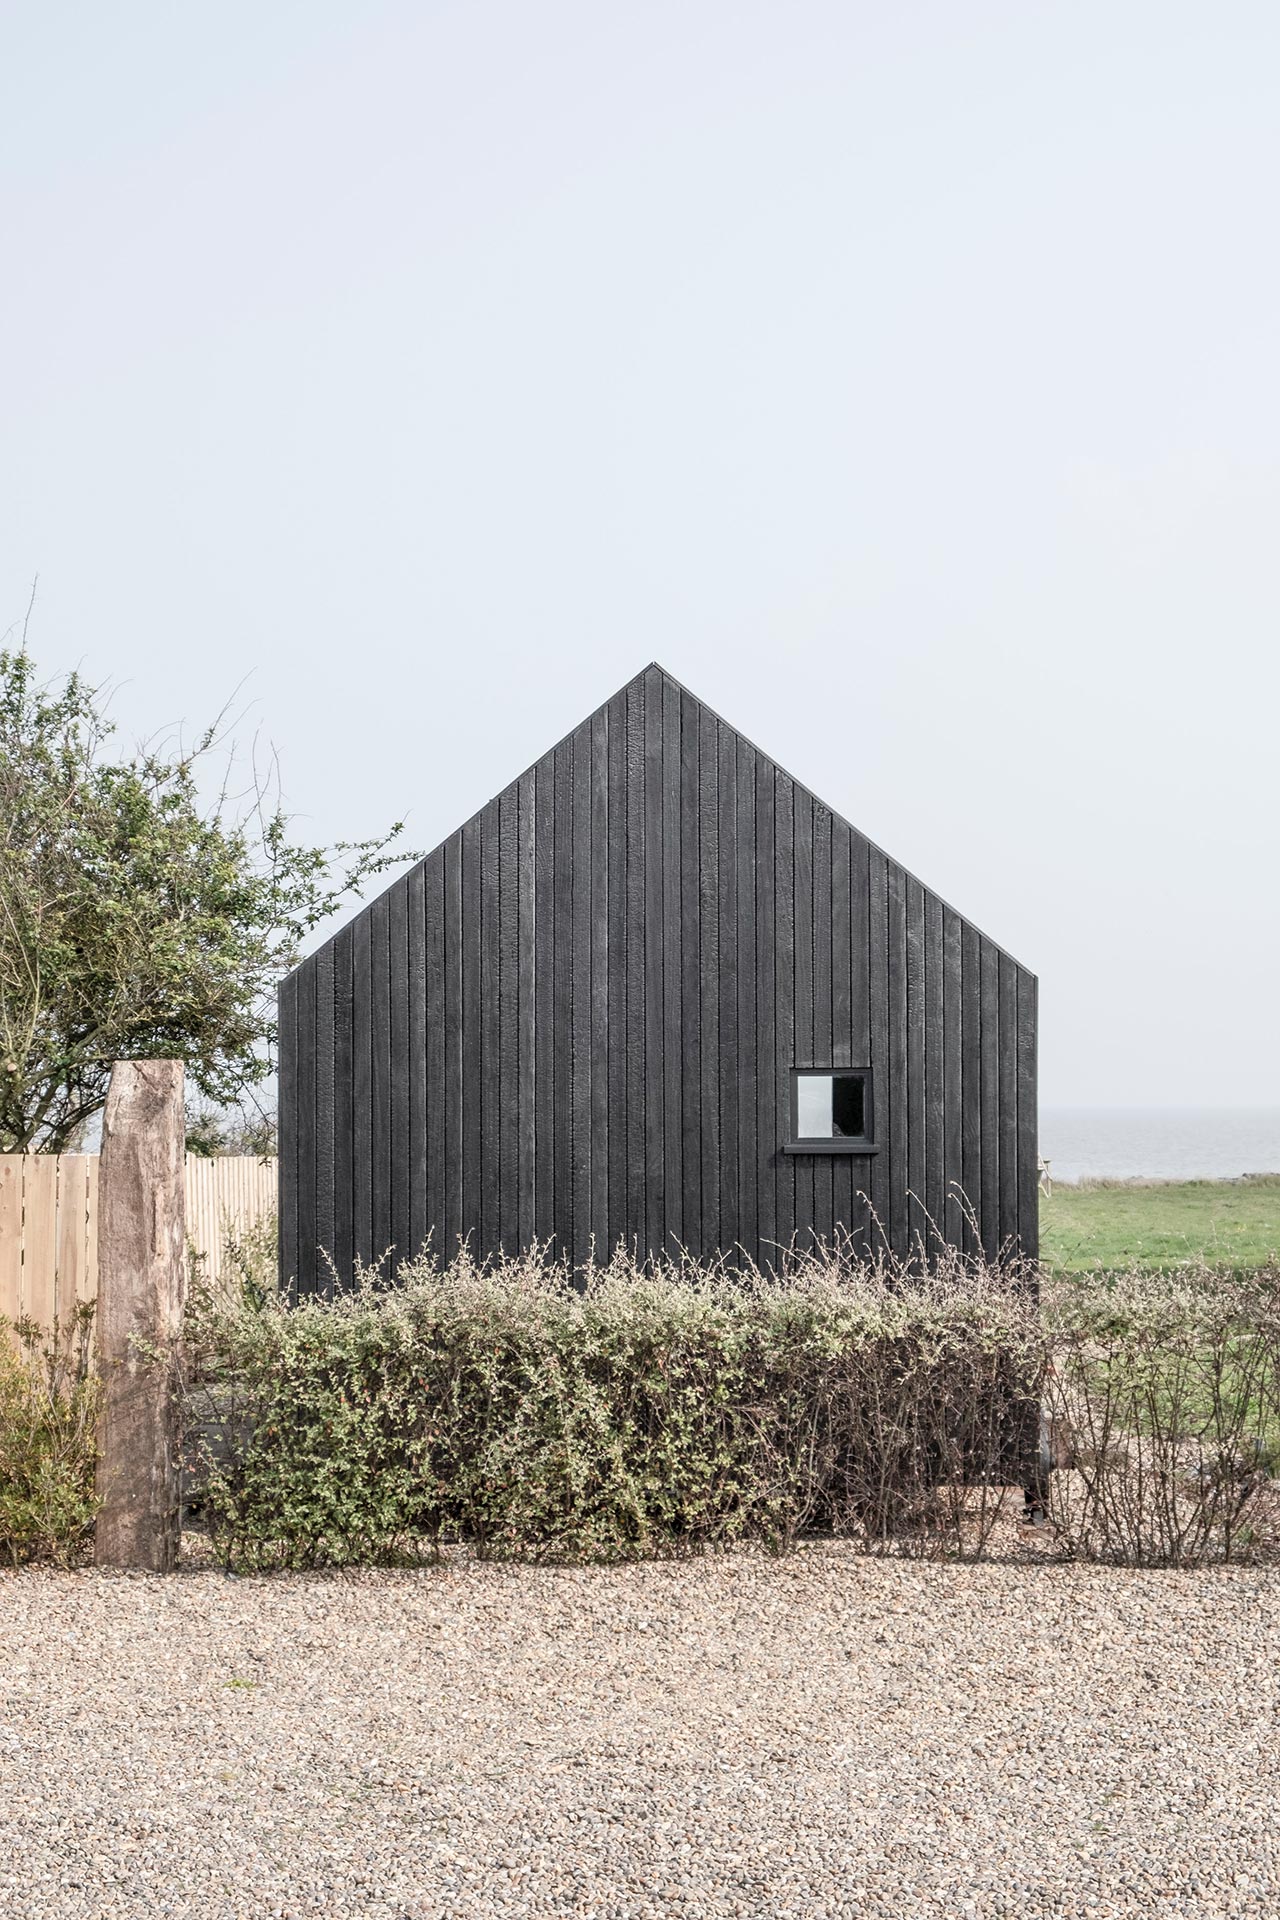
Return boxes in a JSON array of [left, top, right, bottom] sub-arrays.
[[0, 1159, 23, 1327], [56, 1155, 91, 1329], [22, 1156, 58, 1331], [83, 1158, 100, 1311]]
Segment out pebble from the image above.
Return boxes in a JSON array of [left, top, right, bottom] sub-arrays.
[[0, 1541, 1275, 1915]]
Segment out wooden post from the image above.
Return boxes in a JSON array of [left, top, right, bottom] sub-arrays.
[[94, 1060, 186, 1572]]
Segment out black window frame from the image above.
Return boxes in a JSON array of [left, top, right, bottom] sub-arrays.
[[785, 1067, 878, 1155]]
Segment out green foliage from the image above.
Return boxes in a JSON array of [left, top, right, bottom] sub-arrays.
[[221, 1213, 282, 1312], [0, 647, 416, 1150], [186, 1243, 1044, 1571], [185, 1109, 278, 1158], [0, 1308, 100, 1566], [1040, 1175, 1280, 1272], [188, 1212, 280, 1320]]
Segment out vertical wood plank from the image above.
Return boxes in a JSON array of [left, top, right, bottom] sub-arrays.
[[277, 968, 300, 1297], [829, 825, 854, 1249], [347, 921, 372, 1282], [460, 814, 482, 1257], [589, 707, 610, 1259], [0, 1159, 24, 1329], [754, 759, 776, 1263], [368, 893, 391, 1271], [831, 824, 852, 1067], [84, 1157, 99, 1312], [22, 1153, 57, 1332], [56, 1156, 89, 1331], [697, 704, 720, 1255], [847, 831, 872, 1253], [979, 939, 1001, 1262], [644, 668, 665, 1262], [315, 940, 336, 1289], [532, 761, 556, 1250], [792, 789, 814, 1252], [498, 783, 520, 1255], [866, 847, 890, 1252], [421, 853, 445, 1263], [296, 955, 318, 1296], [606, 692, 629, 1254], [479, 798, 502, 1260], [517, 775, 537, 1252], [185, 1159, 203, 1291], [961, 920, 983, 1257], [679, 691, 702, 1257], [1017, 967, 1039, 1261], [923, 889, 945, 1245], [942, 908, 965, 1250], [661, 675, 683, 1257], [886, 862, 909, 1259], [442, 836, 463, 1255], [716, 722, 738, 1254], [571, 729, 594, 1267], [388, 876, 411, 1274], [999, 950, 1019, 1259], [553, 740, 575, 1266], [352, 910, 373, 1270], [196, 1156, 211, 1288], [904, 875, 925, 1256], [407, 860, 429, 1266], [735, 735, 757, 1264], [332, 924, 354, 1288], [773, 773, 795, 1264], [625, 680, 647, 1255], [811, 802, 833, 1248]]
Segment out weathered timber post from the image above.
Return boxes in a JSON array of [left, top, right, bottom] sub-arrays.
[[94, 1060, 186, 1572]]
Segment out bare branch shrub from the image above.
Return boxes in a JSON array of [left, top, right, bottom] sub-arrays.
[[1043, 1265, 1280, 1565]]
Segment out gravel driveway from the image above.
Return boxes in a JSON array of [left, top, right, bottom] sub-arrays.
[[0, 1547, 1275, 1919]]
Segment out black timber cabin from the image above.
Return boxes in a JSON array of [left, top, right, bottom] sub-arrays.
[[278, 663, 1037, 1295]]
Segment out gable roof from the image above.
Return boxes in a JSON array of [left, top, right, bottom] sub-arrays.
[[302, 659, 1031, 977]]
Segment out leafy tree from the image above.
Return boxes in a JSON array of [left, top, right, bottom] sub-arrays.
[[184, 1106, 278, 1159], [0, 648, 414, 1152]]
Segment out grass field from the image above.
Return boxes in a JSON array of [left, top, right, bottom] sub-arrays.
[[1040, 1174, 1280, 1271]]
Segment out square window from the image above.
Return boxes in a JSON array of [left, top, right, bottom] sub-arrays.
[[787, 1069, 875, 1154]]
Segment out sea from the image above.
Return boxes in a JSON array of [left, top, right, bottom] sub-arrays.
[[1038, 1109, 1280, 1186]]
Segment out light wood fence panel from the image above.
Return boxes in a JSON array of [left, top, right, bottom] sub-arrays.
[[184, 1155, 278, 1292], [0, 1155, 277, 1333]]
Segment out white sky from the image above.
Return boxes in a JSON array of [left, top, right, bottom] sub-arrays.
[[4, 3, 1277, 1108]]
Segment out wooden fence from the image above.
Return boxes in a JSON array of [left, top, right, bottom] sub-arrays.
[[0, 1154, 277, 1332]]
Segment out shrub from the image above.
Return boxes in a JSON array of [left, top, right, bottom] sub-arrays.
[[188, 1211, 280, 1319], [185, 1241, 1043, 1571], [1043, 1265, 1280, 1565], [0, 1308, 100, 1566]]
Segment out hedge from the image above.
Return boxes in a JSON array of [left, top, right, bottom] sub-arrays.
[[184, 1241, 1044, 1570]]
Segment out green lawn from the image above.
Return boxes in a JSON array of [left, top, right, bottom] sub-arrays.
[[1040, 1175, 1280, 1272]]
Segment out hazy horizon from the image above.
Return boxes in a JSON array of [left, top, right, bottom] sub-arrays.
[[4, 3, 1277, 1109]]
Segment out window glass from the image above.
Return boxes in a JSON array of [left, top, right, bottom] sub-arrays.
[[796, 1074, 834, 1138], [831, 1074, 865, 1138]]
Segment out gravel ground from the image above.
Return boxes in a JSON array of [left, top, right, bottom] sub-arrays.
[[0, 1547, 1276, 1919]]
